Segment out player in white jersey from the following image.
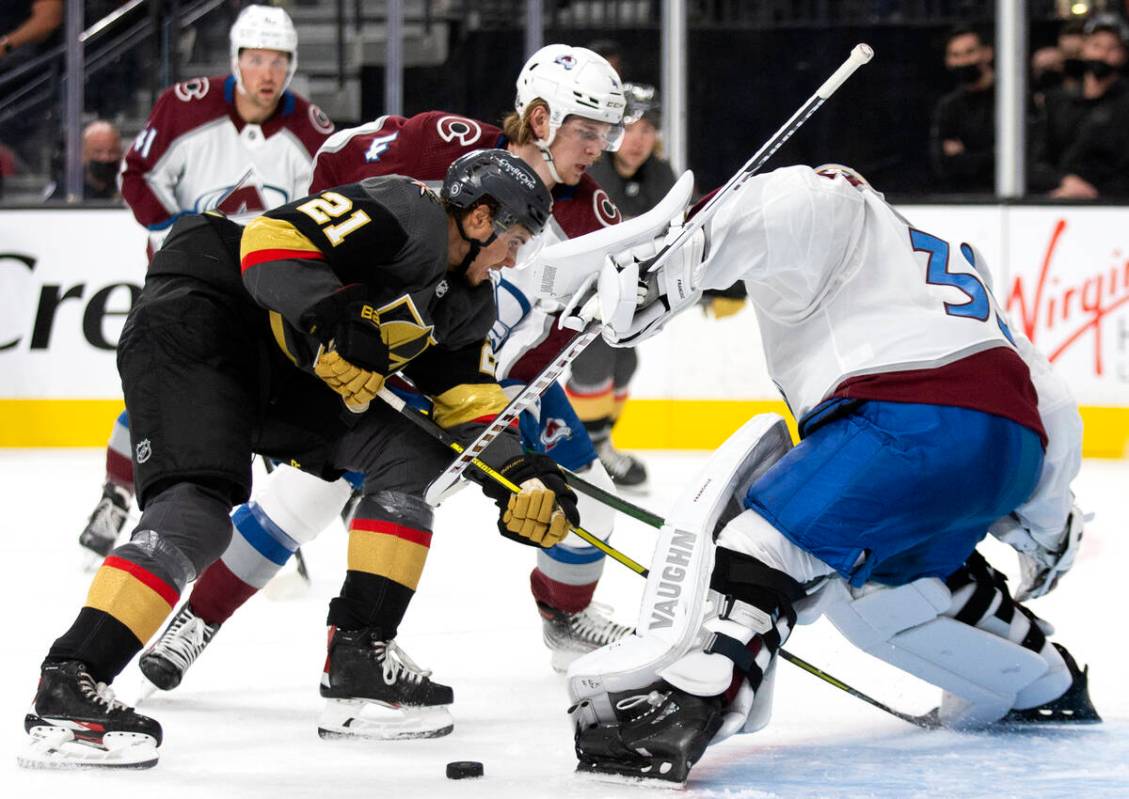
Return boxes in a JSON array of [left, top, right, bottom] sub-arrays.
[[564, 165, 1097, 783], [78, 5, 334, 562]]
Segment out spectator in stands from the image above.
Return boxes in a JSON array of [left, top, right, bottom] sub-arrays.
[[587, 83, 675, 219], [929, 26, 996, 193], [1030, 14, 1129, 198], [1058, 19, 1088, 94], [44, 119, 123, 202], [0, 0, 62, 70]]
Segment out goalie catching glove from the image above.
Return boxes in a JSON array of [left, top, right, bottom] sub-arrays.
[[989, 504, 1085, 601], [305, 285, 392, 413], [481, 454, 580, 548]]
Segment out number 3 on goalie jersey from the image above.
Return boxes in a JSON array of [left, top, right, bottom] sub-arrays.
[[910, 228, 1016, 345], [297, 191, 371, 246]]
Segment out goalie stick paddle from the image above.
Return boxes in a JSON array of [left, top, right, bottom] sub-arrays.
[[379, 387, 939, 731], [422, 43, 875, 506]]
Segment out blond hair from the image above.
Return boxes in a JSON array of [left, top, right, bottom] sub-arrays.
[[502, 99, 549, 145]]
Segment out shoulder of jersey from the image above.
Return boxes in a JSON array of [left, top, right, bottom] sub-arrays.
[[553, 171, 622, 235], [147, 74, 233, 136], [316, 110, 502, 184], [277, 89, 335, 155]]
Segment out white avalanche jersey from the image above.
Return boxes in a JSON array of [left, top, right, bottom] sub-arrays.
[[121, 75, 334, 252], [702, 166, 1029, 425]]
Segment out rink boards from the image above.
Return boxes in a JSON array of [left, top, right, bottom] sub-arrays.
[[1, 204, 1126, 456]]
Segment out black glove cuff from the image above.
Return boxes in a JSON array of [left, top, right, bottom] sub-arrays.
[[301, 283, 369, 344]]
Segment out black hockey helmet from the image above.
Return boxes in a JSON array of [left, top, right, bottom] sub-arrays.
[[442, 149, 552, 238]]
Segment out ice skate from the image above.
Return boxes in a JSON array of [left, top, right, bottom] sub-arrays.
[[318, 628, 454, 740], [596, 439, 648, 491], [19, 660, 161, 769], [539, 601, 634, 672], [1000, 644, 1101, 725], [572, 682, 723, 784], [78, 482, 130, 562], [139, 604, 221, 692]]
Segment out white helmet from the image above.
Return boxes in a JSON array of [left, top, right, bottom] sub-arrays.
[[515, 44, 626, 152], [230, 4, 299, 93]]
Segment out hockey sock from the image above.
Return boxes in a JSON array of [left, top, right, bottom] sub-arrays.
[[327, 492, 434, 637], [531, 560, 601, 614], [189, 501, 300, 625], [48, 556, 180, 683], [105, 409, 135, 495]]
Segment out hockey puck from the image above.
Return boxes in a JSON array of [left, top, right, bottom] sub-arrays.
[[446, 761, 484, 780]]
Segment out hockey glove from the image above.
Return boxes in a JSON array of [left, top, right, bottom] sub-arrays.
[[482, 454, 580, 548], [989, 505, 1085, 602], [304, 285, 392, 413]]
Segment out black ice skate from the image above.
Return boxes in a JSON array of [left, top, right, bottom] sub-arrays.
[[318, 627, 454, 740], [78, 482, 130, 560], [19, 660, 162, 769], [139, 603, 221, 692], [596, 439, 649, 490], [1001, 644, 1101, 725], [573, 682, 723, 784], [538, 600, 634, 672]]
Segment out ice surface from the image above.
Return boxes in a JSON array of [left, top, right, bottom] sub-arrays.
[[3, 449, 1126, 798]]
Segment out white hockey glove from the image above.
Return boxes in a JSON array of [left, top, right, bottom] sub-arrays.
[[989, 504, 1085, 602], [598, 222, 706, 347]]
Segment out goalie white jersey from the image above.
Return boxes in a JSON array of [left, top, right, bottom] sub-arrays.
[[702, 166, 1036, 433]]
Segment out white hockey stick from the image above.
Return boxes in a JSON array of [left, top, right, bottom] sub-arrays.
[[422, 44, 875, 505]]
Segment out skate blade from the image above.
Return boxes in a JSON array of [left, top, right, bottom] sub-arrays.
[[133, 676, 161, 707], [550, 646, 589, 674], [576, 762, 687, 789], [17, 726, 159, 769], [317, 698, 454, 741]]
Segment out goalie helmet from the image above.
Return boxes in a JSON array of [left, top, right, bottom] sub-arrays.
[[443, 149, 552, 237], [230, 4, 299, 93], [515, 44, 626, 151]]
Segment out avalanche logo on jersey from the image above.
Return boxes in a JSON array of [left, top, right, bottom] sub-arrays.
[[364, 131, 399, 163], [540, 417, 572, 450], [437, 116, 482, 147], [592, 189, 622, 227], [195, 168, 288, 219]]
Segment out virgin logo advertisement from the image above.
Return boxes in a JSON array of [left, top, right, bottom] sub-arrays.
[[1005, 209, 1129, 399]]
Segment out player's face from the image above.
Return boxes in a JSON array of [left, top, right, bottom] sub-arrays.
[[615, 118, 658, 174], [550, 116, 618, 185], [465, 225, 535, 285], [238, 48, 290, 110]]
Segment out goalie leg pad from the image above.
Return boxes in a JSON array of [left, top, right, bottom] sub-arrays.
[[567, 415, 792, 722], [823, 556, 1067, 727]]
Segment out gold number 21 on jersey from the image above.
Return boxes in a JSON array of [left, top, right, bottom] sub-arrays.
[[297, 192, 371, 246]]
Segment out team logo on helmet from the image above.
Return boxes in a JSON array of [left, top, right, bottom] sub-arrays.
[[592, 189, 622, 227], [437, 115, 482, 146], [553, 54, 577, 70]]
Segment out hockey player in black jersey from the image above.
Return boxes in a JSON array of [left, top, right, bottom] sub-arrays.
[[19, 150, 572, 768]]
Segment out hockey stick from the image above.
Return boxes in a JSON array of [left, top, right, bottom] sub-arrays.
[[377, 387, 649, 575], [380, 387, 939, 730], [422, 43, 875, 506]]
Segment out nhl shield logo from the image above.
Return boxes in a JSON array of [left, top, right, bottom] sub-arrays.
[[136, 438, 152, 464]]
